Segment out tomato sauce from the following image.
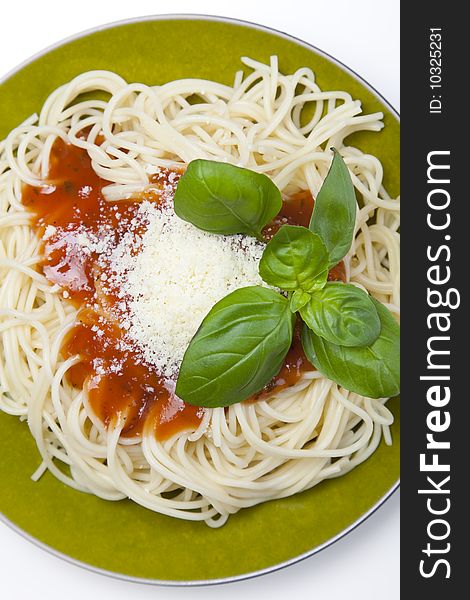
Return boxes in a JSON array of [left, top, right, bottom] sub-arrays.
[[23, 140, 345, 439], [23, 140, 201, 439], [264, 189, 314, 235]]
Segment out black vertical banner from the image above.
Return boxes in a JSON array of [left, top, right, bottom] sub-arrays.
[[401, 4, 465, 597]]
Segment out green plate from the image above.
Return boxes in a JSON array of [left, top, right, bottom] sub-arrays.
[[0, 15, 400, 584]]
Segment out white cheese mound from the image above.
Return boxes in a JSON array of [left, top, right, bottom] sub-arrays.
[[109, 201, 268, 378]]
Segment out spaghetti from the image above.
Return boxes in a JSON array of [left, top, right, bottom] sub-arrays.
[[0, 57, 400, 526]]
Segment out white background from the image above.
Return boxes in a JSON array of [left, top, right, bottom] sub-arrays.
[[0, 1, 400, 598]]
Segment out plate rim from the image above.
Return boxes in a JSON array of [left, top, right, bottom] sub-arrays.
[[0, 12, 400, 587], [0, 483, 399, 587]]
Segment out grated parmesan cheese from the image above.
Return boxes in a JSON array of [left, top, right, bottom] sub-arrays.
[[108, 201, 268, 378], [42, 225, 57, 240]]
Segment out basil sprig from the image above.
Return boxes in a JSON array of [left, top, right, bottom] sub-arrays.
[[309, 148, 357, 268], [174, 151, 400, 407], [175, 287, 295, 408], [174, 159, 281, 240], [259, 225, 328, 293], [301, 299, 400, 398], [299, 282, 381, 347], [290, 289, 311, 313]]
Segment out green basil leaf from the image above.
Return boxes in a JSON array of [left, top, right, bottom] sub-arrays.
[[176, 286, 295, 408], [309, 149, 357, 268], [290, 289, 311, 313], [299, 282, 381, 347], [173, 159, 282, 238], [259, 225, 329, 291], [301, 298, 400, 398]]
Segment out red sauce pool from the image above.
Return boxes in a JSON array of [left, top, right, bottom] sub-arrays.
[[22, 140, 201, 439], [22, 140, 344, 439]]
